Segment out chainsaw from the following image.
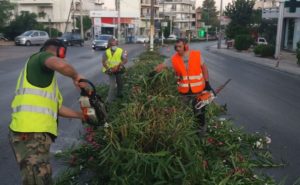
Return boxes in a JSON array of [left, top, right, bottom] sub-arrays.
[[78, 79, 108, 127], [195, 79, 231, 109]]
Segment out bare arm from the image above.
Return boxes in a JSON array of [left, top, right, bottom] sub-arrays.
[[121, 50, 128, 65], [58, 105, 83, 119], [44, 56, 84, 88], [201, 62, 209, 82], [102, 54, 109, 70]]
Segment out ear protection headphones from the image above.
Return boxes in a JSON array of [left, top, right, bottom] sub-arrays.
[[40, 39, 67, 58], [174, 38, 189, 51]]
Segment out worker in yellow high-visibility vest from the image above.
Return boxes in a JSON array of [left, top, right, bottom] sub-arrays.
[[102, 38, 128, 103], [9, 39, 85, 185]]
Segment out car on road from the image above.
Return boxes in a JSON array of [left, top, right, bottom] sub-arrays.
[[256, 37, 268, 45], [166, 34, 177, 40], [57, 32, 84, 46], [134, 35, 149, 43], [15, 30, 49, 46], [92, 34, 114, 50]]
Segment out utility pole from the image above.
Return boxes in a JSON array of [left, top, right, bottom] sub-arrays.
[[150, 0, 155, 51], [73, 1, 76, 32], [188, 3, 191, 44], [48, 18, 52, 37], [65, 0, 74, 33], [274, 0, 285, 59], [162, 0, 165, 46], [117, 0, 121, 41], [217, 0, 223, 49], [80, 0, 84, 39]]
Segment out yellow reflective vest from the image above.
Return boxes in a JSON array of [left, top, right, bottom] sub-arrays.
[[102, 47, 123, 72], [10, 61, 63, 136]]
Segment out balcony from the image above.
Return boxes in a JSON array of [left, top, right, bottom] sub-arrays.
[[262, 8, 279, 19], [16, 0, 54, 5], [141, 14, 160, 20], [141, 0, 159, 7], [163, 0, 194, 5]]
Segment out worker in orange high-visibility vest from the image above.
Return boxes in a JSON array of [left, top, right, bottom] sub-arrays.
[[155, 38, 214, 136]]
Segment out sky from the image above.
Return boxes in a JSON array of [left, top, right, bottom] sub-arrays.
[[102, 0, 231, 11]]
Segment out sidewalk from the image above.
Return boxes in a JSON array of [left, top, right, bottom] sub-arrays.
[[0, 40, 14, 46], [209, 44, 300, 76]]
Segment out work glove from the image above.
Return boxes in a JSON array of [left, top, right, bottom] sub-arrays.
[[105, 68, 113, 75], [111, 66, 119, 73], [118, 64, 126, 74]]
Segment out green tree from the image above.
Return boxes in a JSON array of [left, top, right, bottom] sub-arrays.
[[224, 0, 255, 39], [201, 0, 219, 31], [4, 11, 43, 39], [0, 0, 15, 32], [159, 20, 170, 39], [76, 16, 92, 33]]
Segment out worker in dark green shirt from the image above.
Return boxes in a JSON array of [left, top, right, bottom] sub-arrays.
[[9, 39, 85, 185]]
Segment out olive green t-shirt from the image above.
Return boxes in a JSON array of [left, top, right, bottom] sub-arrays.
[[26, 51, 55, 88]]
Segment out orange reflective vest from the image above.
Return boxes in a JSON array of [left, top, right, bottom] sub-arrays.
[[171, 50, 205, 94]]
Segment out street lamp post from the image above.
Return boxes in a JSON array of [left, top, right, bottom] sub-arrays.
[[80, 0, 84, 39], [274, 0, 285, 59], [217, 0, 223, 49], [48, 18, 52, 37]]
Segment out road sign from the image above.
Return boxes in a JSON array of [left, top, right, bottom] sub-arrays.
[[198, 28, 206, 38], [161, 22, 168, 27]]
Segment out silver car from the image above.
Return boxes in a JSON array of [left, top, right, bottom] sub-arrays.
[[92, 34, 114, 50], [15, 30, 49, 46]]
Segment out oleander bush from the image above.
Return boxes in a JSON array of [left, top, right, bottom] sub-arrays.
[[55, 51, 282, 185], [234, 34, 253, 51]]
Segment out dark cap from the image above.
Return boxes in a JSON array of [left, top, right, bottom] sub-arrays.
[[40, 39, 66, 52]]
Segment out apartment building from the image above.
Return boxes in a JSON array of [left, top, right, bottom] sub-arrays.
[[159, 0, 196, 37], [195, 7, 203, 31], [89, 0, 140, 39], [140, 0, 160, 36], [260, 0, 300, 51], [254, 0, 278, 9], [10, 0, 104, 33]]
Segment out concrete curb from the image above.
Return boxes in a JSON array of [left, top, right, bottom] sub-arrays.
[[209, 45, 300, 77], [0, 41, 14, 46]]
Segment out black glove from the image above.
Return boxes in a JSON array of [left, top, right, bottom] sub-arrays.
[[148, 71, 158, 78], [105, 69, 113, 75], [117, 65, 126, 74]]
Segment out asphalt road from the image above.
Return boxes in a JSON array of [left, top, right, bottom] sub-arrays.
[[1, 41, 300, 184], [161, 42, 300, 184], [0, 43, 145, 185]]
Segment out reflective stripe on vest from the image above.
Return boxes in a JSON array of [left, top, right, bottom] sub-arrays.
[[15, 88, 58, 102], [180, 74, 203, 81], [13, 105, 57, 119], [171, 50, 205, 94], [178, 81, 204, 87]]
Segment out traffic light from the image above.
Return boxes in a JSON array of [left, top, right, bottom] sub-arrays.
[[198, 28, 205, 38]]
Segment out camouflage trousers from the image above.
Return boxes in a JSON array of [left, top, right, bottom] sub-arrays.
[[9, 131, 53, 185]]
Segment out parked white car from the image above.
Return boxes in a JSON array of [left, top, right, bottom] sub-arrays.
[[256, 37, 268, 45], [167, 34, 177, 40], [15, 30, 49, 46], [135, 35, 149, 43]]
